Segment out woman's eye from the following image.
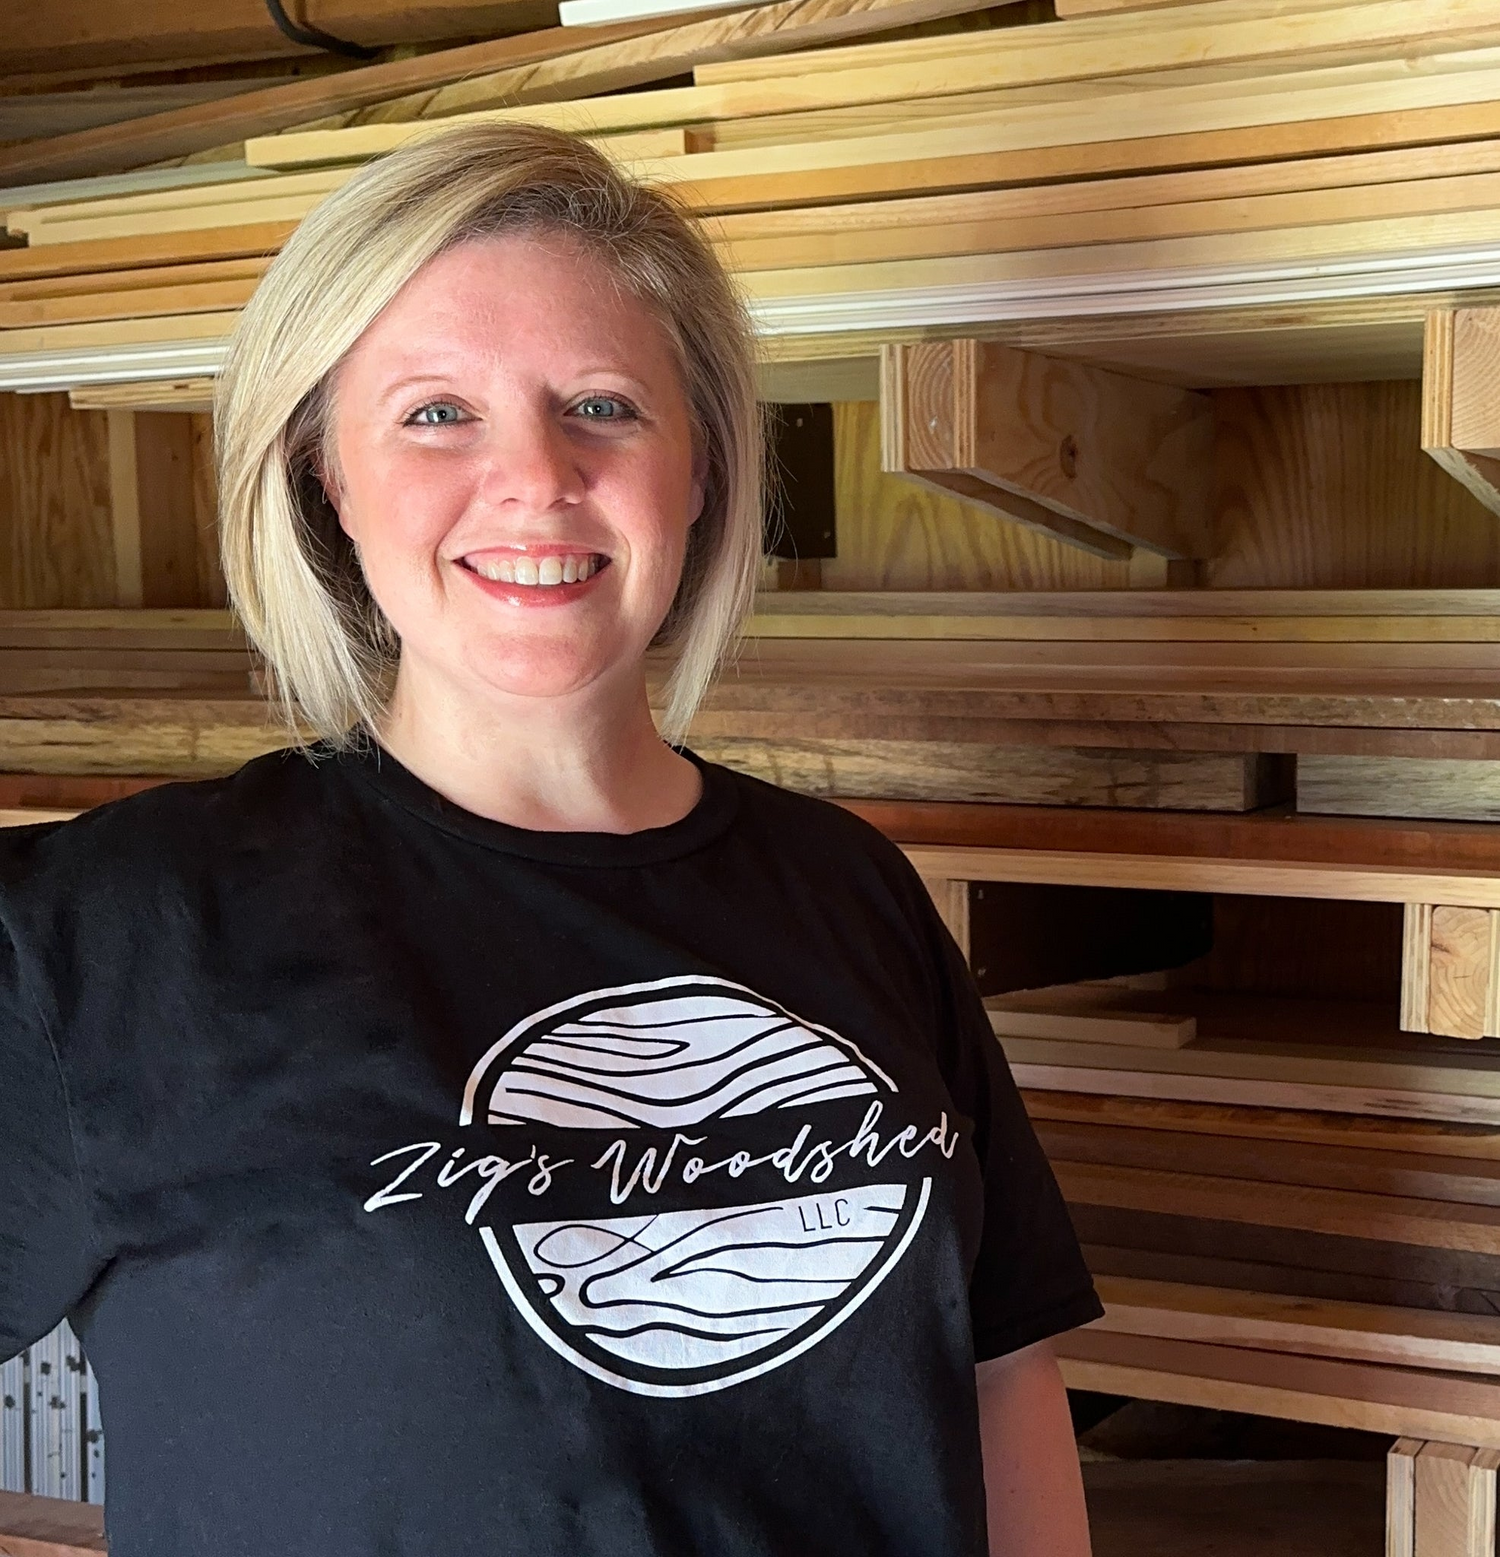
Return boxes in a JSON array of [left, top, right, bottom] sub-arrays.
[[406, 402, 467, 426], [572, 395, 637, 422]]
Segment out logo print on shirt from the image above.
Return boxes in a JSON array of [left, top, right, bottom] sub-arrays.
[[460, 975, 933, 1399]]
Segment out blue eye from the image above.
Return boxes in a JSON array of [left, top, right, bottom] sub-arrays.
[[407, 402, 466, 426], [574, 395, 636, 421]]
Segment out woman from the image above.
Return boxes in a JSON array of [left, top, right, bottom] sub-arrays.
[[0, 124, 1099, 1556]]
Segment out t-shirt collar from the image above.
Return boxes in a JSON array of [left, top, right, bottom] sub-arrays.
[[333, 737, 738, 867]]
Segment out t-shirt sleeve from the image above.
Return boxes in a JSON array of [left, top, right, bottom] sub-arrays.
[[904, 869, 1103, 1362], [0, 921, 96, 1363]]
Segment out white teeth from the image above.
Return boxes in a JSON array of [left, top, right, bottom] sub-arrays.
[[470, 552, 600, 586]]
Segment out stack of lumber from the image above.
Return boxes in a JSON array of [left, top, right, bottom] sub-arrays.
[[6, 593, 1500, 813], [1030, 1089, 1500, 1445], [695, 589, 1500, 815], [8, 0, 1500, 391]]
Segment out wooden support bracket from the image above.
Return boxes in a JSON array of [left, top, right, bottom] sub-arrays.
[[1422, 309, 1500, 516], [1401, 903, 1500, 1040], [880, 339, 1212, 563], [1388, 1439, 1500, 1557]]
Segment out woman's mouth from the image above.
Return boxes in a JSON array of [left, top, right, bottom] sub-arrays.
[[463, 552, 606, 587]]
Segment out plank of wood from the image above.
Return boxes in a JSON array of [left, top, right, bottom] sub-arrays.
[[1423, 308, 1500, 516], [657, 72, 1500, 212], [987, 1000, 1197, 1046], [350, 0, 1014, 122], [69, 379, 218, 414], [1303, 757, 1500, 824], [0, 392, 115, 611], [1092, 1276, 1500, 1376], [1053, 1327, 1500, 1448], [0, 693, 285, 776], [0, 19, 678, 184], [692, 735, 1284, 808], [1033, 1115, 1500, 1203], [696, 0, 1372, 81], [1392, 1439, 1421, 1557], [23, 128, 686, 246], [0, 275, 262, 330], [904, 838, 1500, 907], [560, 0, 760, 20], [1415, 1442, 1500, 1557], [753, 587, 1500, 620], [0, 1490, 105, 1555], [0, 224, 295, 285], [1023, 1089, 1500, 1163], [884, 338, 1210, 558], [0, 0, 567, 82], [713, 166, 1500, 274], [1054, 1158, 1500, 1255]]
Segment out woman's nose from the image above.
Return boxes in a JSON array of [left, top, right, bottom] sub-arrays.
[[480, 411, 587, 514]]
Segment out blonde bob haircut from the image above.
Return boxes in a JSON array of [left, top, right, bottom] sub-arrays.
[[216, 121, 764, 747]]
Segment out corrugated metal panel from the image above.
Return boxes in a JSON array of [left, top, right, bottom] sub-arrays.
[[0, 1350, 25, 1493]]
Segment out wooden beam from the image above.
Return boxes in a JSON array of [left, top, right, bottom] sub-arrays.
[[331, 0, 1012, 123], [1424, 308, 1500, 516], [0, 1489, 105, 1554], [1415, 1442, 1500, 1557], [0, 19, 672, 184], [1092, 1276, 1500, 1377], [881, 340, 1210, 560], [105, 411, 210, 609], [1402, 903, 1500, 1040], [0, 0, 564, 79], [1054, 1328, 1500, 1449]]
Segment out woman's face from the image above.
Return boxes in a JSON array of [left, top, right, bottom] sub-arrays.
[[325, 232, 706, 712]]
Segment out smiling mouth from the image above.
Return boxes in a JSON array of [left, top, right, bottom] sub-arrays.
[[461, 552, 607, 588]]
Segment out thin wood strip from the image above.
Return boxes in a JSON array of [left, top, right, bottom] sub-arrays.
[[1092, 1276, 1500, 1377], [1053, 1328, 1500, 1448], [0, 18, 678, 185]]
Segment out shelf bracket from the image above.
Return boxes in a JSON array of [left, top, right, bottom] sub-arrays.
[[880, 339, 1212, 563], [1422, 309, 1500, 517]]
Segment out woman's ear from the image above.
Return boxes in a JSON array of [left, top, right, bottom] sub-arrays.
[[687, 448, 708, 528]]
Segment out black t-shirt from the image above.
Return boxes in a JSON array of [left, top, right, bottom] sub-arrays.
[[0, 744, 1100, 1557]]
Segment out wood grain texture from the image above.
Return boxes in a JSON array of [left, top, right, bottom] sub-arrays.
[[0, 393, 115, 609], [1023, 1089, 1500, 1163], [885, 340, 1211, 558], [1414, 1442, 1498, 1557], [1209, 383, 1500, 589], [1391, 1439, 1420, 1557], [691, 734, 1283, 808], [0, 19, 668, 183], [1093, 1276, 1500, 1377], [1054, 1327, 1500, 1448], [0, 1490, 104, 1555], [1429, 906, 1499, 1041], [1302, 757, 1500, 823], [825, 399, 1134, 590]]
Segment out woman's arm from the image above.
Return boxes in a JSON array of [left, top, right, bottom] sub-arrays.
[[976, 1339, 1092, 1557]]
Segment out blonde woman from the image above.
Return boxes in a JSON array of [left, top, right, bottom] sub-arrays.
[[0, 125, 1099, 1556]]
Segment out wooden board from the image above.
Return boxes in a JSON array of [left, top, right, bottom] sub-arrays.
[[1092, 1275, 1500, 1377], [0, 1490, 105, 1555], [691, 734, 1286, 808], [1053, 1328, 1500, 1448], [0, 392, 115, 610], [1301, 757, 1500, 823], [0, 18, 674, 184], [989, 984, 1197, 1045]]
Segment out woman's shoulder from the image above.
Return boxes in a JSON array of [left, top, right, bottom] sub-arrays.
[[707, 759, 929, 893], [0, 747, 328, 905]]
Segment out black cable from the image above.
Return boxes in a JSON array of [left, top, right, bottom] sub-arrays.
[[264, 0, 381, 60]]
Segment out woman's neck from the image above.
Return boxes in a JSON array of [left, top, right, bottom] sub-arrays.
[[374, 659, 702, 834]]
